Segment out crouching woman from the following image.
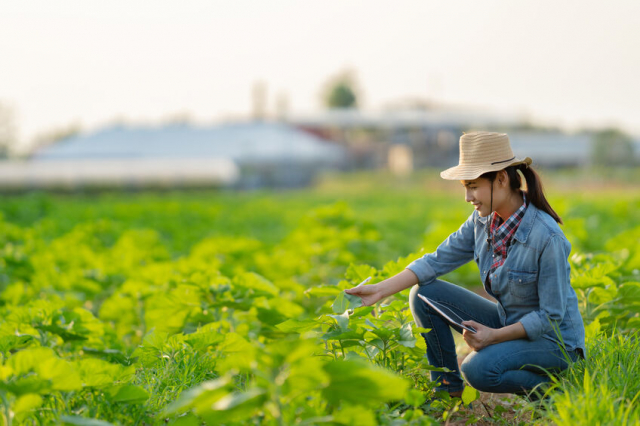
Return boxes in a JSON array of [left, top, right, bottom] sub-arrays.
[[345, 131, 585, 397]]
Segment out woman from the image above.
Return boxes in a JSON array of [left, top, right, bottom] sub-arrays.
[[345, 131, 585, 397]]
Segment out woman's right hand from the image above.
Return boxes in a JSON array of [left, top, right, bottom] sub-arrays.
[[344, 283, 386, 307]]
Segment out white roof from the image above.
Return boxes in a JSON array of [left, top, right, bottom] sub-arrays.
[[508, 132, 592, 166], [32, 121, 345, 164], [0, 158, 239, 189]]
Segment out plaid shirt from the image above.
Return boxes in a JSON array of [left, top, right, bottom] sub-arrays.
[[487, 192, 528, 284]]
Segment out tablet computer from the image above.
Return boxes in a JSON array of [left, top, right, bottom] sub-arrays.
[[416, 294, 477, 333]]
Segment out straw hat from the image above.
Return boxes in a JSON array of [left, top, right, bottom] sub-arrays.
[[440, 131, 532, 180]]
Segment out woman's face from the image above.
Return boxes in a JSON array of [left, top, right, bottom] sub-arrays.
[[462, 171, 521, 219], [461, 177, 493, 217], [461, 171, 516, 218]]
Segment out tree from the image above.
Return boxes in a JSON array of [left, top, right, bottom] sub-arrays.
[[322, 70, 360, 109], [590, 128, 636, 167]]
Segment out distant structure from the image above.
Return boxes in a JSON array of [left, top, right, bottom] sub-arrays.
[[508, 132, 592, 168], [289, 109, 640, 171], [0, 122, 346, 190], [289, 108, 524, 173]]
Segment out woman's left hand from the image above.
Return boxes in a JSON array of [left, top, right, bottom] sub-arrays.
[[461, 320, 496, 351]]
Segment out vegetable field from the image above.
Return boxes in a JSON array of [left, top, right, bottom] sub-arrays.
[[0, 172, 639, 425]]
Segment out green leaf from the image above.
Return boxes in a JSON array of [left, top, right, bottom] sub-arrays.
[[232, 272, 279, 297], [256, 307, 288, 326], [0, 335, 35, 354], [216, 333, 256, 372], [332, 291, 363, 314], [198, 388, 268, 424], [404, 389, 426, 408], [345, 264, 376, 283], [322, 359, 409, 406], [305, 285, 342, 298], [462, 386, 479, 406], [163, 376, 232, 416], [351, 306, 374, 317], [276, 318, 318, 333], [328, 311, 350, 331], [588, 286, 617, 305], [7, 347, 82, 392], [82, 347, 133, 366], [34, 314, 90, 342], [370, 328, 393, 341], [619, 282, 640, 303], [322, 330, 364, 341], [0, 375, 51, 396], [333, 403, 376, 426], [13, 393, 43, 414], [76, 359, 135, 388], [60, 416, 116, 426], [397, 322, 417, 348], [167, 414, 201, 426], [106, 385, 149, 404]]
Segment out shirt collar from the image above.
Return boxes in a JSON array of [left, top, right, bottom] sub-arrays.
[[476, 192, 536, 243], [514, 195, 537, 243], [491, 192, 528, 231]]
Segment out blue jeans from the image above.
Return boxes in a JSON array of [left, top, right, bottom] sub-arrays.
[[409, 280, 579, 394]]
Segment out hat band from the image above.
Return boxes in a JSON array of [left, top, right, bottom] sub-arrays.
[[490, 156, 516, 165]]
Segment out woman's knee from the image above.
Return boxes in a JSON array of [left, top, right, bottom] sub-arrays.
[[460, 352, 498, 392]]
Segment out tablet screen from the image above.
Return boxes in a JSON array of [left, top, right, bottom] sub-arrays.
[[417, 294, 477, 333]]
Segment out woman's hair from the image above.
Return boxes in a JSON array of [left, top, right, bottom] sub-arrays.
[[480, 164, 562, 224]]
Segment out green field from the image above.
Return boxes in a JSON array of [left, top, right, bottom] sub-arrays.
[[0, 171, 639, 425]]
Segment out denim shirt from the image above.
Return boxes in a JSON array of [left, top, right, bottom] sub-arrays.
[[406, 203, 586, 355]]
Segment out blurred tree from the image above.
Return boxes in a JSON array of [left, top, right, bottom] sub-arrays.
[[0, 101, 17, 159], [591, 128, 636, 167], [161, 111, 194, 126], [322, 70, 360, 109]]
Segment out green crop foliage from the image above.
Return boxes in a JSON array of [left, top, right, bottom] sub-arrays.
[[0, 172, 638, 425]]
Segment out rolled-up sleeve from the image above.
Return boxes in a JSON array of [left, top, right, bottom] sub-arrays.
[[406, 212, 476, 285], [519, 234, 570, 340]]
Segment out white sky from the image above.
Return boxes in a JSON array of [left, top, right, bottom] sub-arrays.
[[2, 0, 640, 148]]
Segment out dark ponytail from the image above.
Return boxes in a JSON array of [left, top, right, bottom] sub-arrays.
[[517, 164, 562, 224], [481, 164, 562, 225]]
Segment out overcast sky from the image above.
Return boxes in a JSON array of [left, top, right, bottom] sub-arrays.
[[2, 0, 640, 148]]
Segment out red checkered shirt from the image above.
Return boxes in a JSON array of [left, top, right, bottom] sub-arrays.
[[487, 192, 528, 285]]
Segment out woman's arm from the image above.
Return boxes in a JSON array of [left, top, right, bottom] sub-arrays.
[[344, 269, 418, 306], [518, 234, 571, 341], [345, 212, 477, 305], [405, 212, 476, 285]]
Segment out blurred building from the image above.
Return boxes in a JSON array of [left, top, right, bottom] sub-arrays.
[[0, 122, 346, 190], [290, 108, 523, 173], [508, 132, 592, 168], [291, 109, 640, 171]]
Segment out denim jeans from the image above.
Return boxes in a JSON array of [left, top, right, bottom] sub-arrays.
[[409, 280, 579, 394]]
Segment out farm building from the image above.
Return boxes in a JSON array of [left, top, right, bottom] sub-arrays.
[[1, 122, 347, 190], [289, 108, 525, 172], [508, 132, 593, 168]]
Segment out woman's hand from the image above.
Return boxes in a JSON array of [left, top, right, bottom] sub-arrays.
[[344, 283, 385, 307], [461, 320, 496, 351]]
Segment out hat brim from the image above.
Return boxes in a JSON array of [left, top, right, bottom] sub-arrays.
[[440, 157, 532, 180]]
